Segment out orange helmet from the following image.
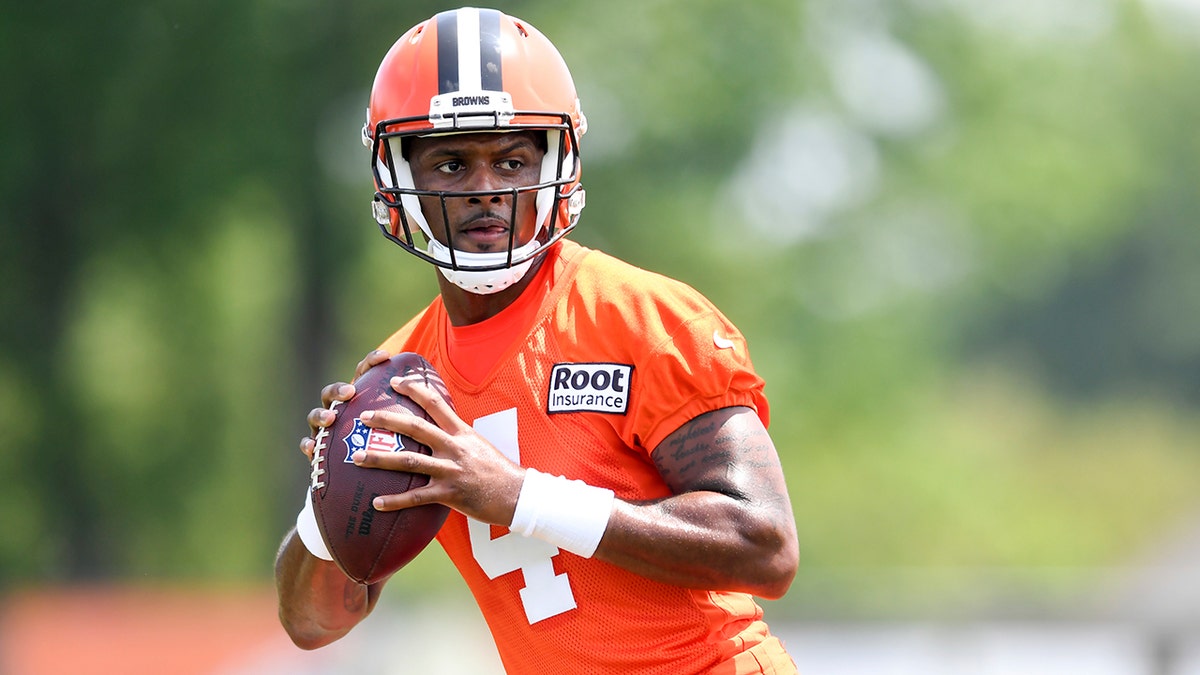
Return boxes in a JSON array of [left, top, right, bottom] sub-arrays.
[[363, 7, 587, 294]]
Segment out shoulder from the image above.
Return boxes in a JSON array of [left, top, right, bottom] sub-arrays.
[[563, 246, 721, 340], [571, 245, 699, 298], [561, 248, 729, 362], [555, 247, 769, 449], [377, 298, 442, 354]]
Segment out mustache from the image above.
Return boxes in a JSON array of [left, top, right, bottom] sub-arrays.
[[462, 211, 511, 228]]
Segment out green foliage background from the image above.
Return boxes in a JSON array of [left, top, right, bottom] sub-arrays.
[[2, 0, 1198, 617]]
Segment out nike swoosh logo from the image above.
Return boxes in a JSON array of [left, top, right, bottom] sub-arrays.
[[713, 330, 736, 350]]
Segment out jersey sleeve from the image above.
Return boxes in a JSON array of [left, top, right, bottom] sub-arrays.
[[570, 254, 770, 455], [628, 297, 770, 454]]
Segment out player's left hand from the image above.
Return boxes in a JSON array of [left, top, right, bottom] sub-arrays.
[[352, 372, 526, 528]]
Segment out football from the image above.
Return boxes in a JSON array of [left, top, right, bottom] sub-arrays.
[[309, 352, 452, 584]]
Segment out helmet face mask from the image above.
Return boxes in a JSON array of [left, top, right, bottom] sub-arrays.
[[364, 7, 587, 294]]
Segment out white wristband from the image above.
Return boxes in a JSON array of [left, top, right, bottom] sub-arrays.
[[509, 468, 615, 558], [295, 489, 334, 561]]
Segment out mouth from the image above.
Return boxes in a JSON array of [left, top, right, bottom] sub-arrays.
[[455, 215, 513, 252]]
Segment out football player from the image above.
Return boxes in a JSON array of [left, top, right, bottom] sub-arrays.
[[275, 7, 800, 674]]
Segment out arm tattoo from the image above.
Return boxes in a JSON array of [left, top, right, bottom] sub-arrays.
[[652, 403, 744, 494], [658, 418, 717, 480], [652, 407, 777, 500]]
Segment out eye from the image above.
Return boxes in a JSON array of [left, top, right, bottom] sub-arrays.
[[435, 160, 465, 174], [497, 158, 524, 171]]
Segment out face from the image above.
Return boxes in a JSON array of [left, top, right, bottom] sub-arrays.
[[407, 131, 545, 255]]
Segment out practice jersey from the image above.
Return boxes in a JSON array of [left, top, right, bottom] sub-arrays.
[[377, 240, 796, 675]]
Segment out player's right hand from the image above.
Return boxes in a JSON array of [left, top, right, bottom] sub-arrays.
[[299, 350, 393, 460]]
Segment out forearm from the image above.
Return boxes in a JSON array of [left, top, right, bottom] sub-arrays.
[[274, 528, 379, 649], [594, 492, 798, 599]]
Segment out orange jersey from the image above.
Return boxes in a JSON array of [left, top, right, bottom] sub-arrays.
[[377, 240, 796, 675]]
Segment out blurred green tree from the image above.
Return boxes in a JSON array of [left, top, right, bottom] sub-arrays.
[[1, 0, 1197, 618]]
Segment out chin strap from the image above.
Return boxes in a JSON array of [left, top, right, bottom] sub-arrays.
[[437, 259, 535, 295], [428, 237, 541, 295]]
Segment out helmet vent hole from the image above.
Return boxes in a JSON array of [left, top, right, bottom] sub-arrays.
[[410, 25, 424, 44], [513, 22, 529, 37]]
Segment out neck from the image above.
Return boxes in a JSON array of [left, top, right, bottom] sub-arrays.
[[437, 254, 547, 327]]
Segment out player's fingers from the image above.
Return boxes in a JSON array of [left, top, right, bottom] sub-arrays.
[[319, 382, 355, 409], [306, 405, 340, 432], [357, 409, 445, 448], [351, 448, 448, 477], [369, 478, 503, 522], [299, 436, 316, 460], [354, 350, 391, 379], [369, 484, 451, 511], [390, 376, 466, 433], [366, 472, 457, 511]]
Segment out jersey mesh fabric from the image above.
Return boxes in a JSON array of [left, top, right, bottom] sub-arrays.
[[377, 240, 796, 675], [443, 260, 547, 385]]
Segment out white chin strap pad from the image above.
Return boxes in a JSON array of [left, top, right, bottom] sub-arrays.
[[428, 238, 541, 295]]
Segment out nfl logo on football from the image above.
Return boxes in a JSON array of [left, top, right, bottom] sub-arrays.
[[342, 418, 404, 463]]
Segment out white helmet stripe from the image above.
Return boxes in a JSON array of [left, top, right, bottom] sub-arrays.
[[436, 7, 504, 95], [456, 8, 483, 91]]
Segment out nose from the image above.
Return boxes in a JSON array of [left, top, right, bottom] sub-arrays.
[[464, 165, 508, 205]]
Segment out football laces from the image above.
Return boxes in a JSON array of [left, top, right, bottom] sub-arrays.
[[309, 399, 342, 489]]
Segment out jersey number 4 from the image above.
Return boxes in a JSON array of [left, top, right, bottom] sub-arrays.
[[467, 408, 577, 624]]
